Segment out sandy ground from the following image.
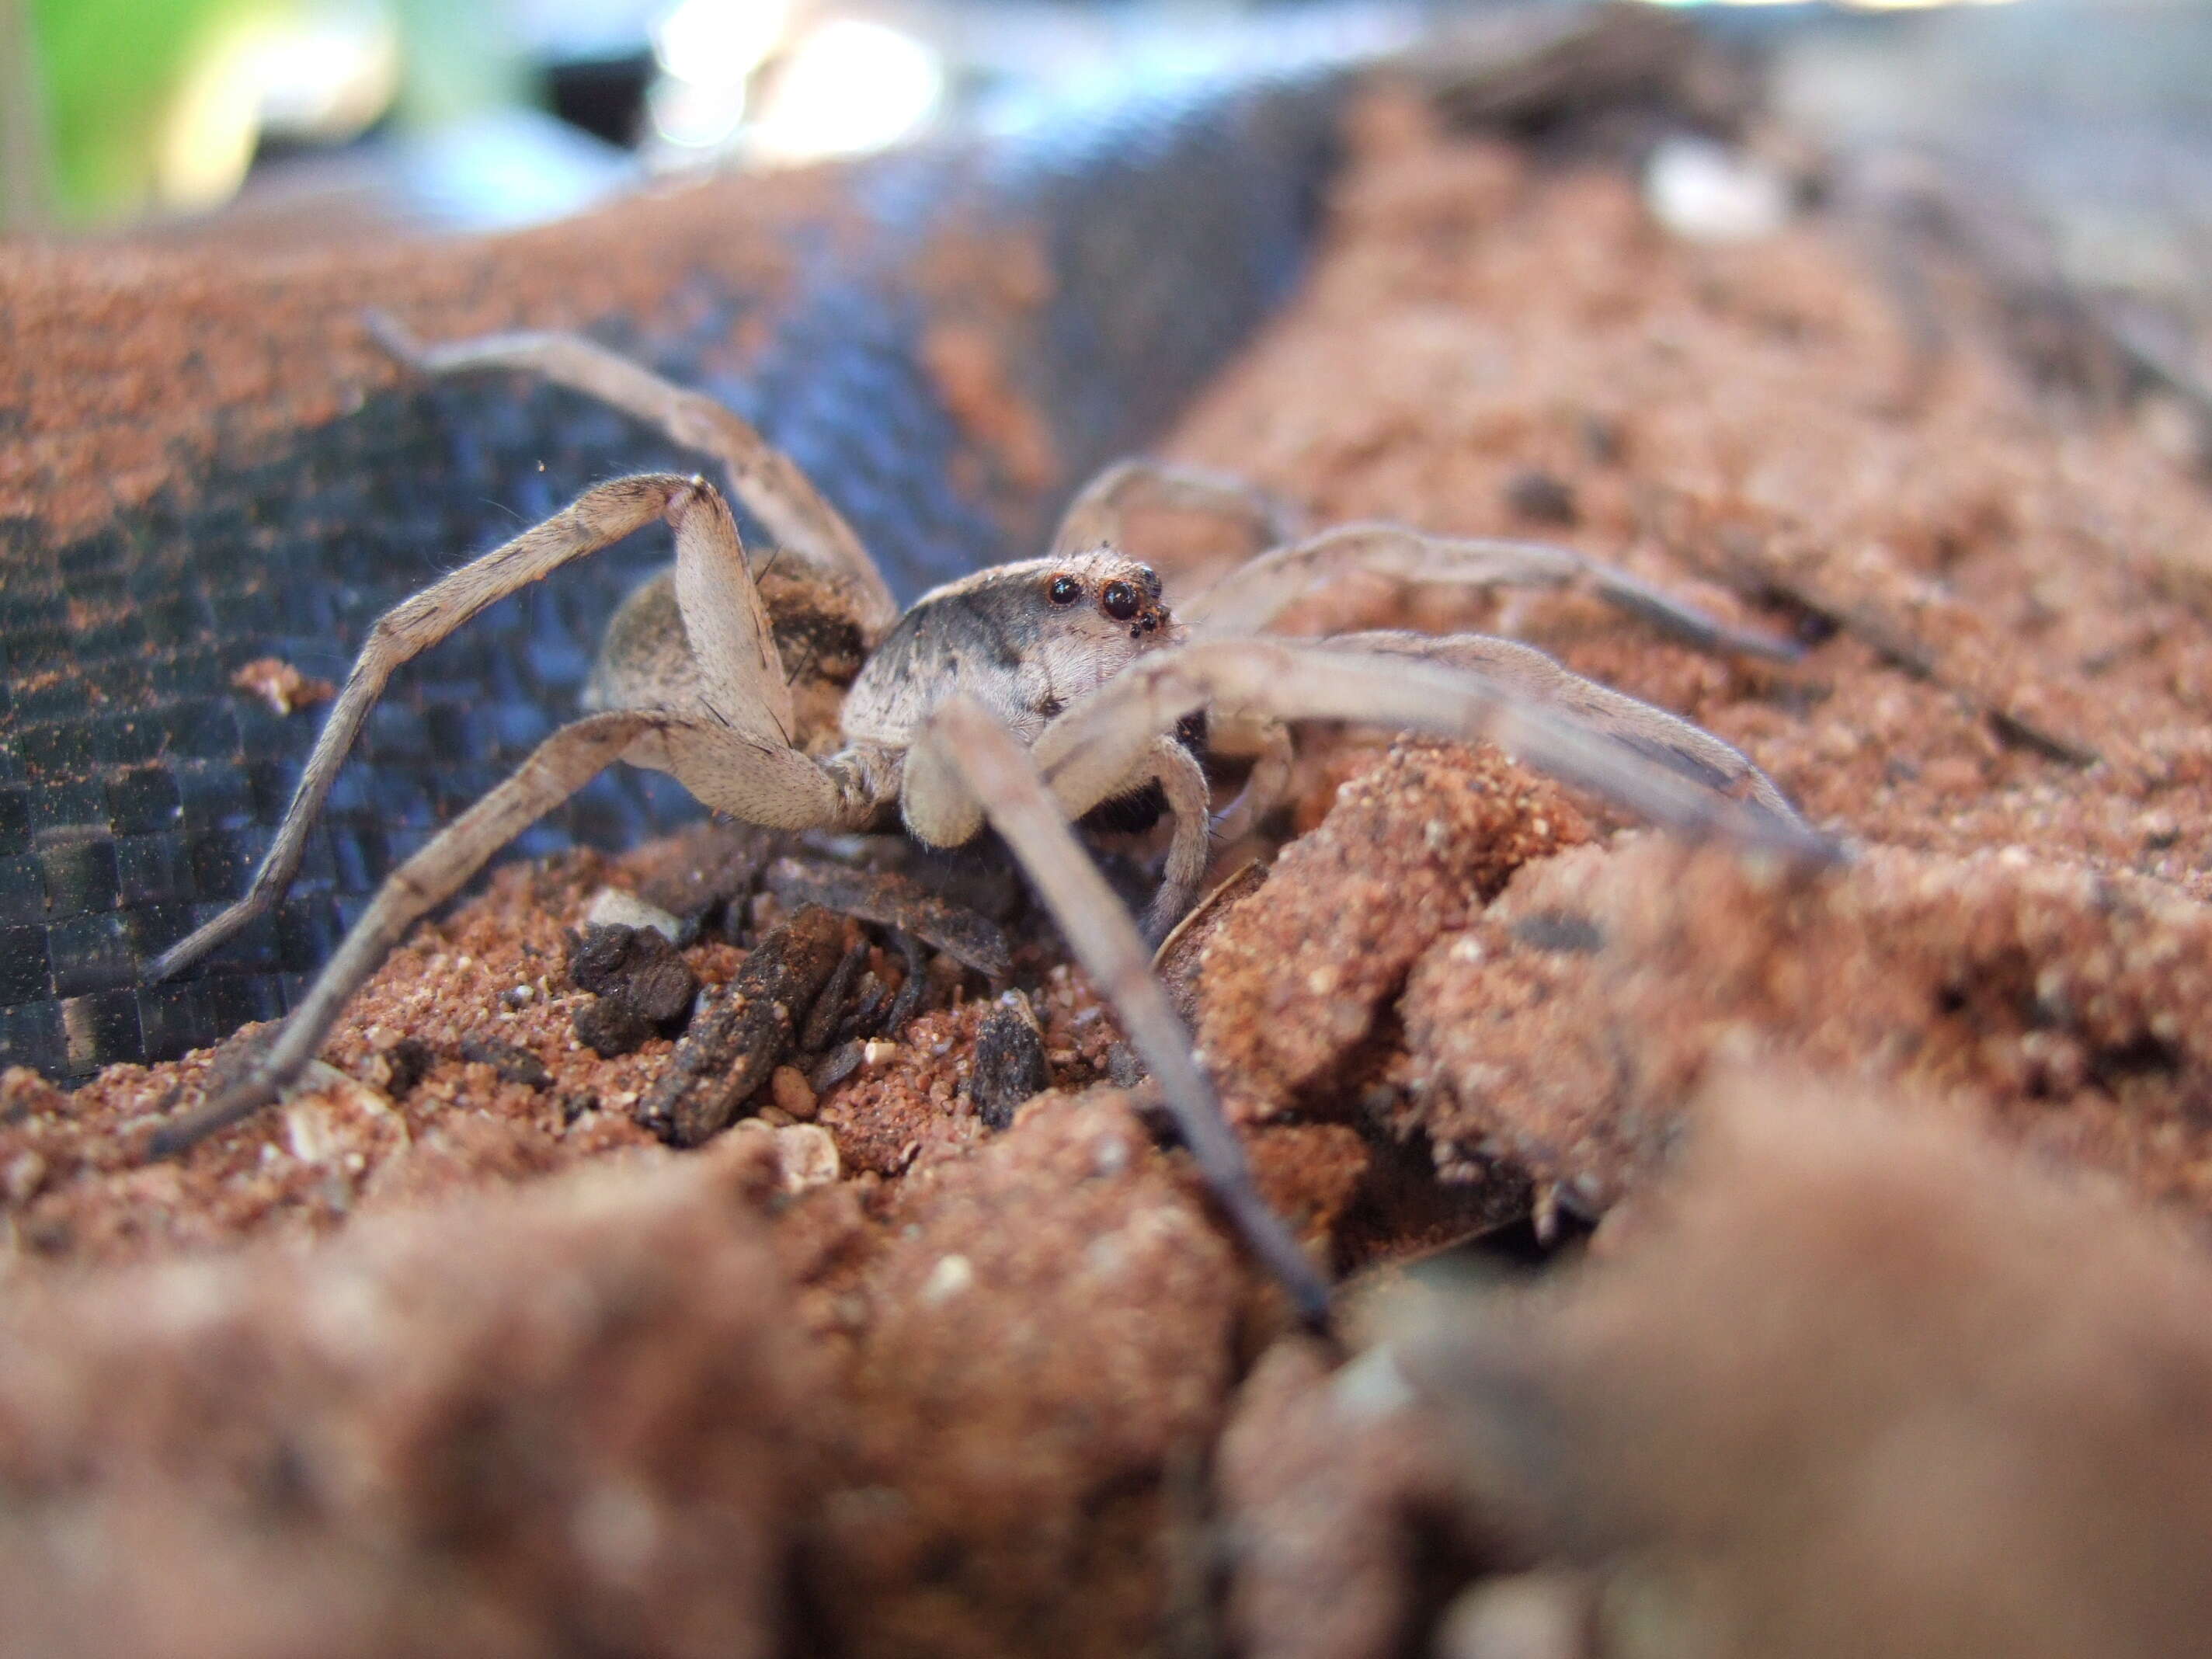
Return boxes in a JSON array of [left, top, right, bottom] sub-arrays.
[[9, 85, 2212, 1658]]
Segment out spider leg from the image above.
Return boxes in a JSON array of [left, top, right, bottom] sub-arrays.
[[900, 715, 1209, 944], [1331, 630, 1800, 817], [1178, 521, 1800, 663], [149, 474, 721, 984], [1205, 715, 1295, 843], [1029, 637, 1838, 867], [1048, 457, 1303, 560], [148, 710, 670, 1157], [367, 315, 899, 638], [910, 695, 1334, 1329], [1143, 736, 1212, 941]]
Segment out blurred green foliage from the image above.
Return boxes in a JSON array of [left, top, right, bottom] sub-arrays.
[[32, 0, 292, 222]]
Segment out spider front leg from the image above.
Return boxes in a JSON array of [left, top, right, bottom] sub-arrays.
[[909, 696, 1334, 1329], [1029, 638, 1838, 866], [1328, 630, 1800, 816], [148, 474, 722, 985], [1179, 522, 1801, 663]]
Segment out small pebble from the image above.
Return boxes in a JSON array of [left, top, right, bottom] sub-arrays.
[[922, 1254, 976, 1303], [457, 1037, 552, 1090], [1644, 134, 1790, 244], [770, 1065, 818, 1120], [584, 887, 687, 943], [1503, 468, 1577, 526]]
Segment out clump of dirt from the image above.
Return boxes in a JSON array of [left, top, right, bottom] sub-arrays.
[[1389, 1076, 2212, 1659], [811, 1088, 1250, 1659], [1393, 838, 2212, 1216], [1188, 740, 1588, 1125], [0, 1141, 810, 1659]]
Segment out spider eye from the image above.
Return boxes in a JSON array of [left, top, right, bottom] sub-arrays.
[[1048, 575, 1083, 606], [1101, 580, 1140, 621]]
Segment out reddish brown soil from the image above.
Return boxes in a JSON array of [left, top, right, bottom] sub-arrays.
[[12, 85, 2212, 1659], [0, 170, 832, 540]]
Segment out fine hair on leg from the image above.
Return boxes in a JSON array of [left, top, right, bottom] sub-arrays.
[[366, 314, 899, 636], [1179, 521, 1801, 663]]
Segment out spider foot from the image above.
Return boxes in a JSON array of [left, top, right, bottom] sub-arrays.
[[144, 1070, 283, 1160]]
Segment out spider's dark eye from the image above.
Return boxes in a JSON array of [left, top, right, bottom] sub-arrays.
[[1048, 575, 1083, 606], [1101, 580, 1140, 621]]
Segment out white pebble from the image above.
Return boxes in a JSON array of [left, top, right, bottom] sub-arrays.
[[584, 888, 685, 941], [921, 1254, 976, 1303], [1644, 135, 1790, 244]]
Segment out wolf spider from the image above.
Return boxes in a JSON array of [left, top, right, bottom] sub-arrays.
[[145, 320, 1832, 1321]]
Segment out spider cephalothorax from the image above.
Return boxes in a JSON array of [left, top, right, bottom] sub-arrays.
[[144, 322, 1837, 1324]]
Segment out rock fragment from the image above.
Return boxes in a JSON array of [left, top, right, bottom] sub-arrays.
[[969, 991, 1050, 1131], [1195, 742, 1588, 1123], [568, 923, 702, 1057], [636, 906, 847, 1146]]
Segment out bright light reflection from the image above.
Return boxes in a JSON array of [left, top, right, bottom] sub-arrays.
[[654, 0, 792, 88], [649, 75, 749, 149], [251, 6, 400, 137], [743, 20, 944, 165], [1639, 0, 2019, 9]]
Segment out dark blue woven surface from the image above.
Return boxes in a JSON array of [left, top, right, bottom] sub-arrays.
[[0, 71, 1344, 1080]]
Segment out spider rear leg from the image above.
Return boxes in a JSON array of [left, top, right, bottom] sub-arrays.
[[367, 315, 898, 636], [1180, 521, 1800, 663], [911, 695, 1334, 1329], [148, 709, 670, 1157], [149, 474, 719, 985]]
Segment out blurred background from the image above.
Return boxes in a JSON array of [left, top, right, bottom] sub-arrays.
[[4, 0, 1417, 235], [9, 0, 2212, 255]]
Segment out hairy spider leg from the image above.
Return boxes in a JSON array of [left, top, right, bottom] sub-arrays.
[[1028, 637, 1838, 863], [1180, 521, 1802, 663], [911, 694, 1336, 1329], [367, 315, 899, 638]]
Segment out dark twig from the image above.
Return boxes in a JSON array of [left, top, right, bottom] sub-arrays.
[[766, 857, 1012, 980]]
